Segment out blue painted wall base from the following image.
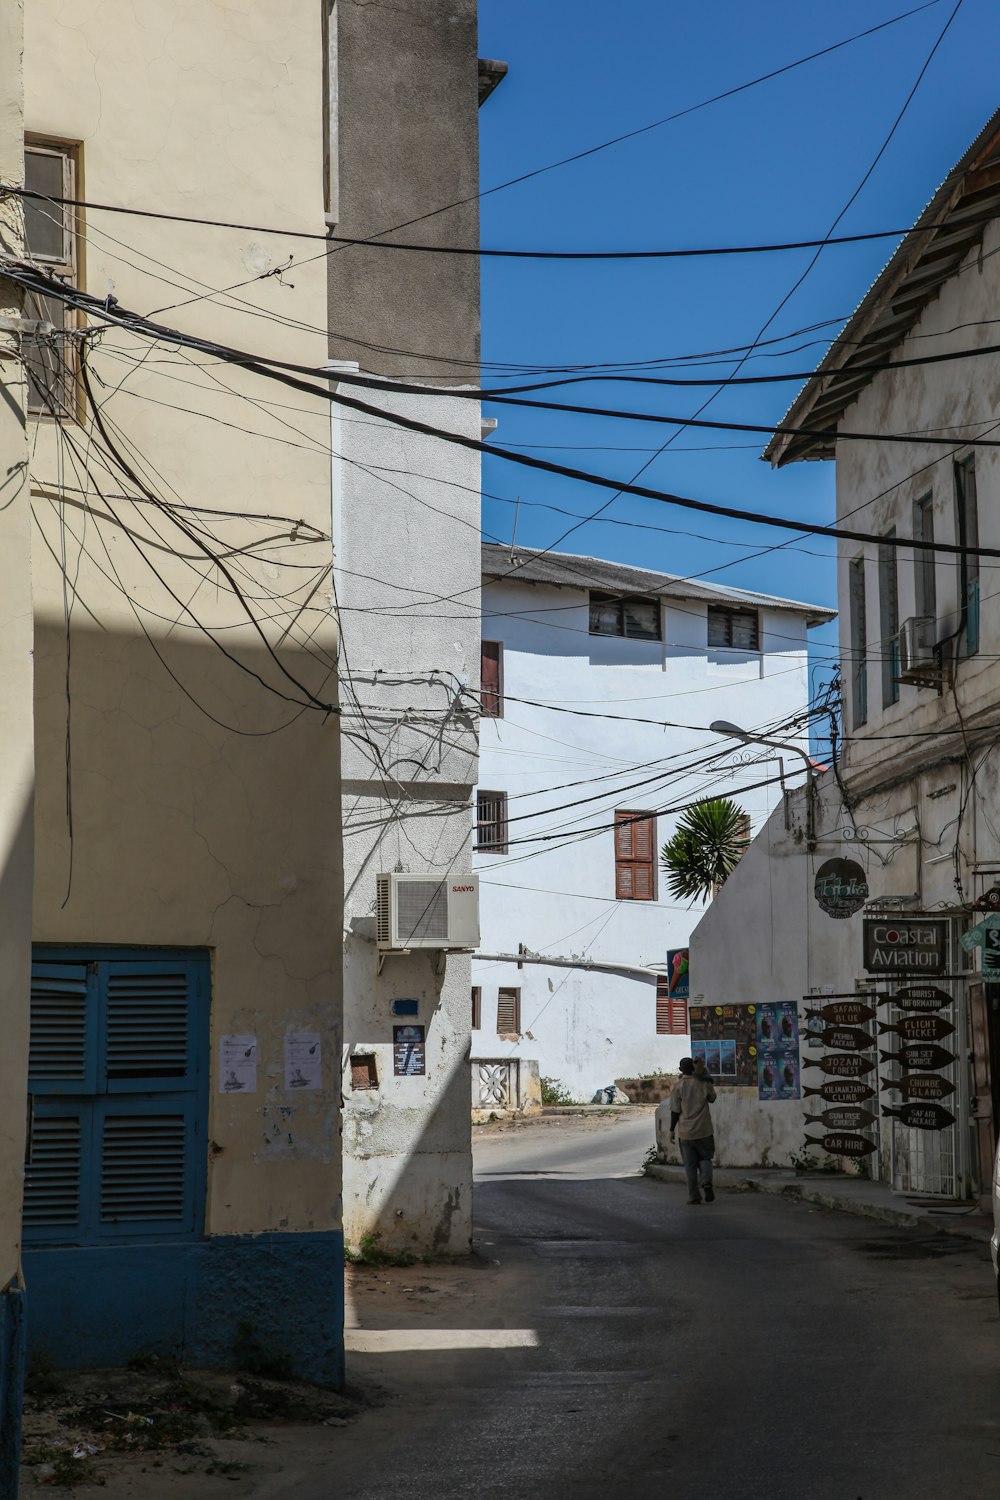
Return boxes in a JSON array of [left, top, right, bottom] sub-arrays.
[[22, 1232, 344, 1389], [0, 1285, 27, 1500]]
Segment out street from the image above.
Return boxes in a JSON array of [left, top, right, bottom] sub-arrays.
[[326, 1115, 1000, 1500]]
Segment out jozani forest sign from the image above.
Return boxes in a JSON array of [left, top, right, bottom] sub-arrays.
[[814, 858, 869, 919]]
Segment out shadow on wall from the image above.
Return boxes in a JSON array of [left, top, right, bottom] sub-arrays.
[[22, 619, 345, 1385], [343, 931, 474, 1262]]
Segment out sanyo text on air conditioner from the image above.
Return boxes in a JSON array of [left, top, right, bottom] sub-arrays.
[[376, 873, 480, 952]]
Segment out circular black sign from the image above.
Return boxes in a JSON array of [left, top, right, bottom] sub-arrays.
[[814, 858, 869, 919]]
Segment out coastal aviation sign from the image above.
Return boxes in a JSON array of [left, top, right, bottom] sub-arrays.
[[862, 918, 948, 974]]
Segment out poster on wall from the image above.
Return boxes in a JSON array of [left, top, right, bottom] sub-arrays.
[[688, 1004, 756, 1086], [755, 1002, 801, 1102], [666, 949, 690, 999], [219, 1034, 258, 1094], [393, 1024, 426, 1076], [284, 1032, 322, 1091]]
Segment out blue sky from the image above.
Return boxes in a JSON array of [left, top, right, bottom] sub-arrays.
[[475, 0, 1000, 701]]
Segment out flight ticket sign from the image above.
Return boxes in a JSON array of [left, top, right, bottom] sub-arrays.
[[862, 918, 948, 975]]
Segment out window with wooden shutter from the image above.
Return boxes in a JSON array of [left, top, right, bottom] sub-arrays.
[[481, 641, 503, 718], [471, 987, 482, 1029], [614, 811, 656, 901], [656, 975, 688, 1035], [24, 950, 208, 1247], [497, 988, 520, 1037]]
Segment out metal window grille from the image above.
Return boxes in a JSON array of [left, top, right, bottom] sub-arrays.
[[23, 141, 81, 417], [477, 791, 508, 853]]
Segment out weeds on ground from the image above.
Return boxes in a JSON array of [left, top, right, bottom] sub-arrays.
[[639, 1146, 660, 1176], [540, 1076, 576, 1106], [344, 1232, 423, 1268]]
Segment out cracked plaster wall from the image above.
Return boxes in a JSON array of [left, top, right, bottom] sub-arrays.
[[335, 382, 479, 1255], [24, 1, 343, 1241]]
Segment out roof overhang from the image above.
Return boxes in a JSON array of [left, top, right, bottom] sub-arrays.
[[765, 106, 1000, 468]]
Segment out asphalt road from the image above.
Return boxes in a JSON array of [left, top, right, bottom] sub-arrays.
[[325, 1115, 1000, 1500]]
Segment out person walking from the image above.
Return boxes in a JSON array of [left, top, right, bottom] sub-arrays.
[[669, 1057, 717, 1204]]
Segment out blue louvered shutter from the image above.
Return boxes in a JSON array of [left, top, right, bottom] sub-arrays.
[[22, 1102, 91, 1244], [103, 960, 198, 1093], [28, 962, 97, 1095], [96, 1101, 197, 1237], [26, 950, 207, 1246]]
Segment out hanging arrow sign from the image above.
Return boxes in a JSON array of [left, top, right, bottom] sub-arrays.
[[882, 1073, 955, 1102], [804, 1025, 874, 1052], [802, 1053, 876, 1078], [803, 1106, 878, 1132], [803, 1132, 879, 1157], [804, 1001, 876, 1027], [878, 1044, 956, 1071], [888, 985, 952, 1013], [802, 1080, 877, 1105], [877, 1015, 955, 1043], [881, 1102, 956, 1131]]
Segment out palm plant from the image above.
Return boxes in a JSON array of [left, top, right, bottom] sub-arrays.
[[660, 797, 749, 904]]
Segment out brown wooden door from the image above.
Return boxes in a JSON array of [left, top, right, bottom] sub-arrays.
[[968, 981, 996, 1193]]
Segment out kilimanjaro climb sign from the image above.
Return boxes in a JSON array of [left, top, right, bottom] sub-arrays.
[[862, 918, 948, 974]]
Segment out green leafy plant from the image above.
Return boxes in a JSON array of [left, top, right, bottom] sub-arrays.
[[639, 1146, 660, 1176], [540, 1076, 576, 1106], [789, 1145, 820, 1174], [344, 1232, 418, 1268], [660, 797, 749, 903]]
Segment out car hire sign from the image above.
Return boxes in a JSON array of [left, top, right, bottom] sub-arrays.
[[862, 918, 948, 975]]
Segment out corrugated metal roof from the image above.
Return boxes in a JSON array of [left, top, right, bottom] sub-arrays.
[[766, 105, 1000, 467], [481, 543, 835, 626]]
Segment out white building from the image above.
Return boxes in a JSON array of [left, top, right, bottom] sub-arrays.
[[332, 13, 504, 1257], [690, 106, 1000, 1199], [473, 544, 833, 1103]]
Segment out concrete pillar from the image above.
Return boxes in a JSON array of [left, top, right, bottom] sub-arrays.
[[0, 2, 36, 1494]]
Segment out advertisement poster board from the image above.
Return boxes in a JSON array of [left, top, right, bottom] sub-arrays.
[[688, 1004, 756, 1086], [755, 1002, 801, 1101], [666, 949, 690, 999]]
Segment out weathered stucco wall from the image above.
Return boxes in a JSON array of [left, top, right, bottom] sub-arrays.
[[0, 0, 34, 1472], [336, 381, 481, 1255], [21, 1, 344, 1373], [328, 0, 481, 380], [832, 217, 1000, 792]]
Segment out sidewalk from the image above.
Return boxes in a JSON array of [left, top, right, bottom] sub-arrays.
[[647, 1163, 995, 1242]]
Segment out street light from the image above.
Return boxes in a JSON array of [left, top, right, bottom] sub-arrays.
[[709, 719, 816, 849]]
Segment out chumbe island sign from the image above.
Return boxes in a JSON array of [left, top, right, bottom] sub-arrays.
[[814, 859, 869, 919], [862, 918, 948, 974]]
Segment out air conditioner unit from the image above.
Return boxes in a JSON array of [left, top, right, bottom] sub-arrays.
[[896, 615, 938, 686], [376, 873, 480, 952]]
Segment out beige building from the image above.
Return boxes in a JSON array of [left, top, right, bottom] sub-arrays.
[[2, 0, 343, 1415]]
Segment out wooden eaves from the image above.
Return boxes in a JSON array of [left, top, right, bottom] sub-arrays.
[[764, 105, 1000, 468]]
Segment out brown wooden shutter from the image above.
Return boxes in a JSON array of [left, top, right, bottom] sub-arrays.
[[481, 641, 502, 718], [656, 975, 688, 1035], [497, 988, 520, 1036], [615, 811, 655, 901]]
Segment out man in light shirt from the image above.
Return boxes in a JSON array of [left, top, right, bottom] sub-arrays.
[[669, 1056, 717, 1204]]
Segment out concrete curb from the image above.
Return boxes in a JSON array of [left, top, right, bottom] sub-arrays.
[[645, 1165, 992, 1241]]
